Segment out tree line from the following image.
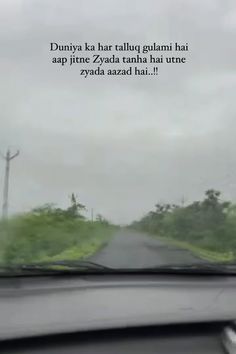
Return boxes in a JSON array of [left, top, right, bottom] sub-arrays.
[[131, 189, 236, 257]]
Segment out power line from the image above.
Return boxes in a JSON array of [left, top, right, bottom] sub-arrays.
[[1, 149, 20, 219]]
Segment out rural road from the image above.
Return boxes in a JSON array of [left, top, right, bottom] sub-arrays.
[[89, 229, 203, 268]]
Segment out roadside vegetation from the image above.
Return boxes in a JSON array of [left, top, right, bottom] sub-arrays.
[[0, 194, 114, 265], [131, 190, 236, 262]]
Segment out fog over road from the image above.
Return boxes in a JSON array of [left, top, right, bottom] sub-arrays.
[[89, 229, 203, 268]]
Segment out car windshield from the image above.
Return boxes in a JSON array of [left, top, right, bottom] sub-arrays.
[[0, 0, 236, 275]]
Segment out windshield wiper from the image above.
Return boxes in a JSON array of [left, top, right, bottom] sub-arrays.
[[0, 261, 236, 276], [22, 260, 111, 270], [139, 263, 236, 274], [0, 260, 113, 276]]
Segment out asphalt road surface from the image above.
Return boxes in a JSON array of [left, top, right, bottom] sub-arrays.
[[89, 229, 203, 268]]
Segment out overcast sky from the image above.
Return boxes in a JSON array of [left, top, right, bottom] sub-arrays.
[[0, 0, 236, 224]]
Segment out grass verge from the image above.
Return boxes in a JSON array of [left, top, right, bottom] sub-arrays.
[[0, 216, 114, 265], [38, 238, 109, 263], [156, 235, 235, 262]]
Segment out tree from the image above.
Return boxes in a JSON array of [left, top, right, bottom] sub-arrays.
[[131, 189, 236, 254], [96, 214, 109, 225], [203, 189, 221, 208], [66, 193, 86, 219]]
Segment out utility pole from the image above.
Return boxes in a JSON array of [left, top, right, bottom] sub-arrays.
[[1, 149, 19, 219], [181, 195, 186, 207], [91, 208, 94, 222]]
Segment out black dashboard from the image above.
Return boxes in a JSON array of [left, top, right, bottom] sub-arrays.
[[0, 274, 236, 353], [1, 322, 229, 354]]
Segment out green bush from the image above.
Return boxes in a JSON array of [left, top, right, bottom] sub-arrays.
[[132, 190, 236, 260], [0, 207, 113, 264]]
